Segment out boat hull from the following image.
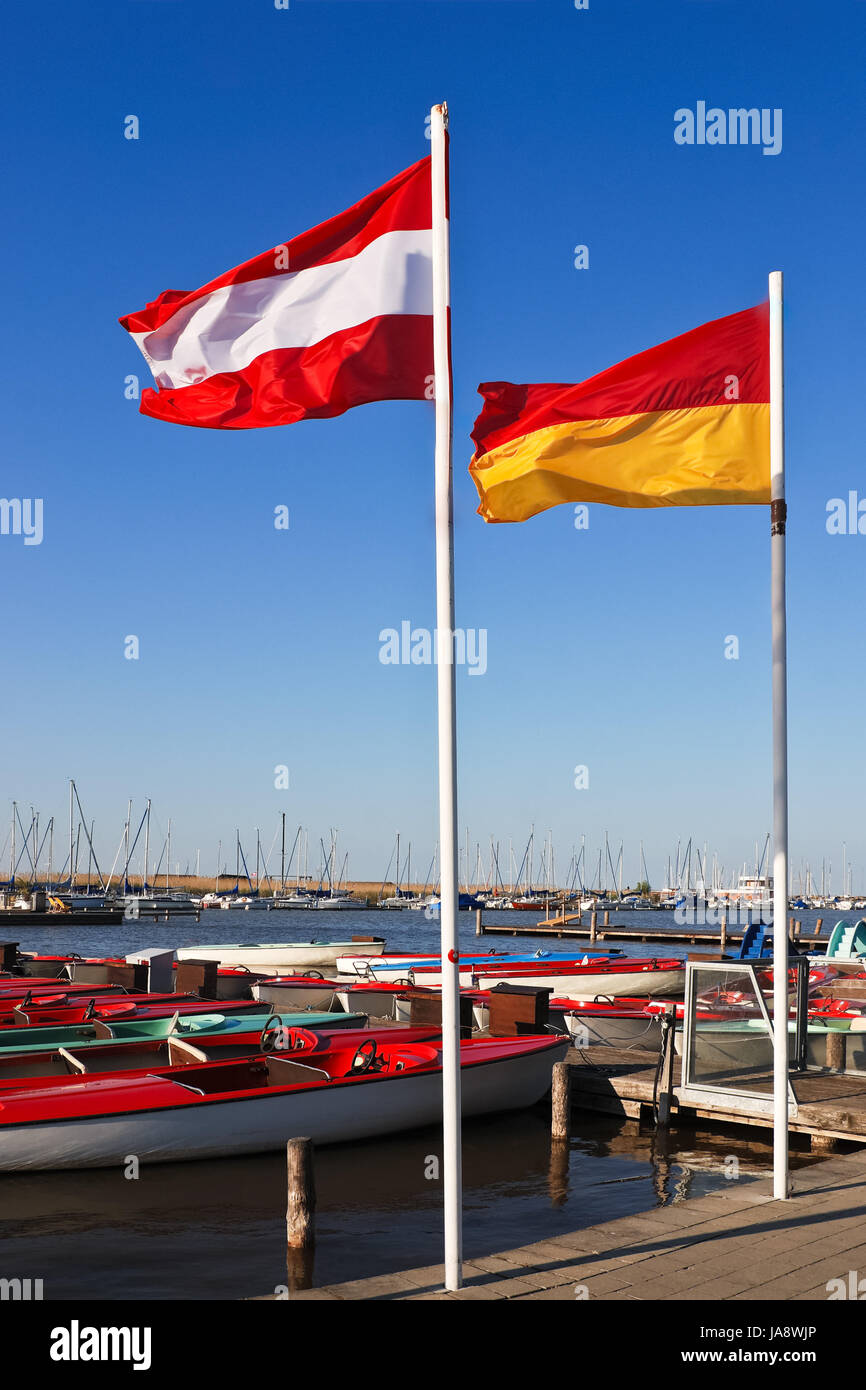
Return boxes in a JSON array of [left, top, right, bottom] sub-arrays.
[[562, 1011, 664, 1047], [252, 980, 338, 1009], [0, 1039, 567, 1171], [176, 940, 385, 970], [473, 967, 686, 998]]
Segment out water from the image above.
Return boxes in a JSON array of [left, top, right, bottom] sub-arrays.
[[0, 1110, 819, 1300], [5, 904, 837, 961], [0, 906, 829, 1299]]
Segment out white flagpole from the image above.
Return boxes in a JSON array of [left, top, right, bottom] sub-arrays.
[[769, 269, 789, 1201], [430, 101, 463, 1289]]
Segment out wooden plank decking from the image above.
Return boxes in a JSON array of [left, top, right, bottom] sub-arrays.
[[565, 1045, 866, 1146], [287, 1146, 866, 1300]]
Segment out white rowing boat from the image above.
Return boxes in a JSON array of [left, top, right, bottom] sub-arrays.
[[175, 939, 385, 971]]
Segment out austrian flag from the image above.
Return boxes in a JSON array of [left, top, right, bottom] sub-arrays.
[[119, 157, 435, 428]]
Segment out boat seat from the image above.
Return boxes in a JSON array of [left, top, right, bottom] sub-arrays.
[[166, 1037, 210, 1066], [56, 1047, 87, 1074], [265, 1056, 331, 1087]]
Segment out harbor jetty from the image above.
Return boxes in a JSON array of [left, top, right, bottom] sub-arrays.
[[287, 1145, 866, 1301]]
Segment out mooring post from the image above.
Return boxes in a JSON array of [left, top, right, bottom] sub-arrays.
[[551, 1060, 572, 1142], [287, 1137, 315, 1248], [813, 916, 823, 941], [589, 910, 597, 943], [549, 1061, 571, 1207], [720, 913, 727, 954], [603, 910, 610, 927], [285, 1136, 316, 1293], [657, 1003, 677, 1128], [475, 908, 482, 937], [826, 1030, 847, 1073]]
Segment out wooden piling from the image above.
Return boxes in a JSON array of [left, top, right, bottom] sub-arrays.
[[475, 909, 483, 937], [810, 1133, 840, 1154], [812, 917, 824, 941], [826, 1030, 847, 1073], [589, 910, 597, 943], [657, 1004, 677, 1128], [287, 1138, 316, 1250], [551, 1061, 572, 1141], [720, 914, 727, 954], [603, 910, 610, 926]]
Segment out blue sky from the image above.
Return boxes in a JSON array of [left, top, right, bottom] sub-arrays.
[[2, 0, 864, 890]]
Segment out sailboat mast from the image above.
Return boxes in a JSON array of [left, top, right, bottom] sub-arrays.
[[143, 799, 151, 893]]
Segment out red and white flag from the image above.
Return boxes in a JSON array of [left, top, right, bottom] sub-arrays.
[[119, 156, 434, 429]]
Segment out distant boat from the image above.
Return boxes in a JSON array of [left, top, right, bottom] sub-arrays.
[[380, 890, 416, 909], [122, 893, 195, 918], [271, 890, 317, 910], [378, 834, 423, 908]]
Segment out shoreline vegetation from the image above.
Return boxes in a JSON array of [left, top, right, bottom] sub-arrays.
[[6, 875, 666, 904]]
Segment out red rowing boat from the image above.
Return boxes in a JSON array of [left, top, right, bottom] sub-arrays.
[[0, 1027, 568, 1171]]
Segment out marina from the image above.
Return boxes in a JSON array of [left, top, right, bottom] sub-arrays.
[[287, 1144, 866, 1302], [1, 903, 865, 1302], [5, 0, 866, 1336]]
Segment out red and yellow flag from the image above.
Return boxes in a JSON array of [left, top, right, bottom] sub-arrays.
[[469, 303, 770, 522]]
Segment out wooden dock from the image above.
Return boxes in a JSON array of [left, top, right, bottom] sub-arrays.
[[286, 1145, 866, 1300], [478, 917, 827, 948], [565, 1044, 866, 1150], [480, 920, 749, 945], [263, 1037, 866, 1303]]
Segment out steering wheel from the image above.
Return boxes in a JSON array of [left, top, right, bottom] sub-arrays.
[[260, 1015, 286, 1053], [350, 1038, 379, 1074]]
